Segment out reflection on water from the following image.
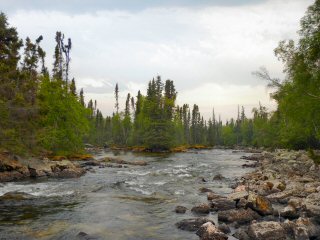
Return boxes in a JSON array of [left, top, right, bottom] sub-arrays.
[[0, 149, 251, 239]]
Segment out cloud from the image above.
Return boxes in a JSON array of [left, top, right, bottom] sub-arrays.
[[2, 0, 266, 13], [5, 0, 313, 119]]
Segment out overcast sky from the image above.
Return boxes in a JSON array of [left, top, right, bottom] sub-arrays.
[[2, 0, 313, 121]]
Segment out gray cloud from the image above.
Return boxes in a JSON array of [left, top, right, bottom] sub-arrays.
[[2, 0, 265, 13]]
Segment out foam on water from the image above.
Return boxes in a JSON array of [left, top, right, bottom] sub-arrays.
[[0, 182, 75, 197]]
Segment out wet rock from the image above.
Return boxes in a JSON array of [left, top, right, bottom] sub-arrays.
[[240, 154, 264, 161], [101, 157, 147, 166], [192, 203, 211, 214], [275, 181, 286, 191], [235, 185, 247, 192], [207, 192, 224, 201], [175, 218, 215, 231], [267, 190, 293, 202], [210, 198, 235, 211], [0, 171, 26, 182], [131, 160, 148, 166], [242, 162, 258, 168], [0, 191, 33, 201], [280, 205, 298, 219], [213, 174, 225, 181], [175, 206, 187, 214], [217, 223, 230, 234], [233, 227, 250, 240], [227, 191, 248, 201], [263, 182, 274, 191], [218, 208, 260, 224], [199, 177, 207, 182], [247, 194, 273, 216], [80, 161, 102, 167], [248, 221, 286, 240], [288, 197, 304, 210], [196, 222, 228, 240], [51, 160, 86, 178], [77, 232, 100, 240], [236, 197, 248, 208], [296, 217, 320, 239], [199, 187, 213, 193], [305, 192, 320, 217]]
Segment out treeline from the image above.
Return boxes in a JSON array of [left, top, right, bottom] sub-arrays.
[[87, 0, 320, 150], [0, 0, 319, 155], [85, 77, 280, 150], [0, 13, 90, 155]]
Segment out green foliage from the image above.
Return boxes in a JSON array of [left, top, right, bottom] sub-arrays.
[[0, 12, 90, 155], [308, 149, 320, 165]]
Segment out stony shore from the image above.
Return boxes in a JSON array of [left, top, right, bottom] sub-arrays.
[[175, 150, 320, 240], [0, 150, 148, 182]]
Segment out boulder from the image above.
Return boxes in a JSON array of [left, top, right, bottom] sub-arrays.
[[217, 223, 230, 234], [305, 193, 320, 217], [248, 221, 286, 240], [210, 198, 235, 211], [233, 228, 250, 240], [0, 171, 25, 182], [280, 205, 298, 219], [227, 191, 248, 201], [296, 217, 320, 238], [207, 192, 224, 201], [196, 222, 228, 240], [192, 203, 211, 214], [288, 197, 304, 210], [247, 194, 273, 215], [218, 208, 260, 224], [175, 218, 215, 231], [175, 206, 187, 214]]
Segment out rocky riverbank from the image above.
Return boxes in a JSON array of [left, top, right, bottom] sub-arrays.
[[175, 150, 320, 240], [0, 150, 148, 182], [0, 151, 87, 182]]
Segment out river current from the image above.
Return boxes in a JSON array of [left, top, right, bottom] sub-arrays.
[[0, 149, 252, 240]]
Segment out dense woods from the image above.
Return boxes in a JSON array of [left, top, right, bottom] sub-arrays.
[[0, 0, 319, 155]]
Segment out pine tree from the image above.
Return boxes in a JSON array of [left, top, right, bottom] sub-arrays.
[[115, 83, 119, 114], [70, 78, 77, 96]]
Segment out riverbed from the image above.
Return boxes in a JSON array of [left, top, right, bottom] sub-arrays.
[[0, 149, 252, 240]]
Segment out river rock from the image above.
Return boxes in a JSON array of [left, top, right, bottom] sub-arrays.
[[218, 208, 260, 224], [210, 198, 235, 211], [213, 174, 225, 181], [248, 221, 286, 240], [175, 206, 187, 214], [207, 192, 224, 201], [304, 192, 320, 217], [233, 227, 250, 240], [296, 217, 320, 238], [235, 185, 247, 192], [192, 203, 211, 214], [217, 223, 230, 234], [266, 190, 293, 203], [227, 191, 248, 201], [77, 232, 100, 240], [196, 222, 228, 240], [280, 205, 298, 219], [199, 187, 213, 193], [247, 193, 273, 215], [175, 218, 215, 231], [288, 197, 304, 210]]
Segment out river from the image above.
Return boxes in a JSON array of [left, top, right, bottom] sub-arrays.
[[0, 149, 252, 240]]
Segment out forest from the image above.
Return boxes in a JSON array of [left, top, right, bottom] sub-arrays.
[[0, 0, 319, 155]]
